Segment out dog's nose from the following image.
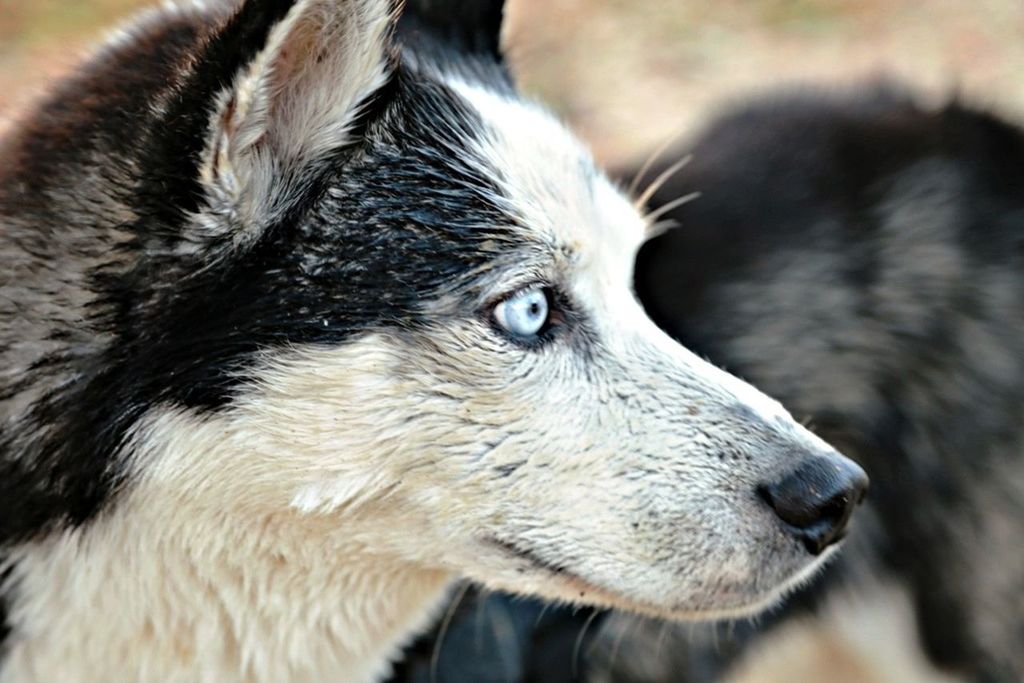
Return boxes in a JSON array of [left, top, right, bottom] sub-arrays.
[[758, 455, 868, 555]]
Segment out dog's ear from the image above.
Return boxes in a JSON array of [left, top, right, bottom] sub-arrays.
[[399, 0, 506, 61], [186, 0, 398, 254]]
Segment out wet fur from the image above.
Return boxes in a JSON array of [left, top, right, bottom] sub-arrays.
[[0, 2, 858, 682]]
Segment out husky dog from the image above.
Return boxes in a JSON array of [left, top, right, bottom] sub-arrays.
[[0, 1, 868, 681], [392, 83, 1022, 683]]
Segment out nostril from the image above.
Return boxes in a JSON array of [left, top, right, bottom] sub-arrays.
[[819, 493, 851, 527], [759, 455, 868, 555]]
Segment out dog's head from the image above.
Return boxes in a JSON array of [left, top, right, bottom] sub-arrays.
[[58, 0, 865, 618]]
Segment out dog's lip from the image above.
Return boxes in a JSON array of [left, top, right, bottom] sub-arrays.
[[483, 536, 615, 596], [485, 536, 580, 578], [483, 536, 828, 621], [484, 536, 691, 617], [484, 536, 677, 616]]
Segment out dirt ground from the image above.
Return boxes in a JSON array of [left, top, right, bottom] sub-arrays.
[[3, 0, 1023, 163], [511, 0, 1024, 161]]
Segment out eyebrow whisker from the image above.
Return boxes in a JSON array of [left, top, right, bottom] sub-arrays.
[[627, 130, 689, 198], [634, 155, 693, 211], [644, 191, 701, 225]]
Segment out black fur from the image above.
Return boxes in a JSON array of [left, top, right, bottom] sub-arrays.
[[0, 1, 301, 546], [400, 0, 506, 61], [0, 0, 524, 545], [0, 6, 534, 660], [2, 77, 518, 542]]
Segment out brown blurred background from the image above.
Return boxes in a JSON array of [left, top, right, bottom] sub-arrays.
[[2, 0, 1023, 163]]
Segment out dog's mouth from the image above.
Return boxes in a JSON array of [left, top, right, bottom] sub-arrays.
[[487, 537, 580, 578], [483, 535, 829, 621], [484, 536, 689, 618], [485, 536, 619, 598]]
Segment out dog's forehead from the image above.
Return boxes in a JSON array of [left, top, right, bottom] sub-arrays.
[[448, 79, 646, 277]]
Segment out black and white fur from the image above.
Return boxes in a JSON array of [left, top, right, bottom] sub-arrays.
[[391, 83, 1023, 683], [0, 2, 866, 682]]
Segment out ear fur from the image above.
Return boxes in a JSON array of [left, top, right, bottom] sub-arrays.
[[398, 0, 506, 61], [192, 0, 399, 253]]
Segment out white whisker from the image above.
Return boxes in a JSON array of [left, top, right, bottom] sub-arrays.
[[646, 218, 681, 239], [627, 131, 688, 197], [572, 610, 602, 679], [430, 582, 472, 683], [635, 154, 693, 210], [644, 191, 701, 225]]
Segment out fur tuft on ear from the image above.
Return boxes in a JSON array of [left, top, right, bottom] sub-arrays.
[[191, 0, 399, 253], [399, 0, 506, 61]]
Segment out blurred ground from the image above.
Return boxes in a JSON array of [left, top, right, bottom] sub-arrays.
[[3, 0, 1022, 162], [510, 0, 1024, 161]]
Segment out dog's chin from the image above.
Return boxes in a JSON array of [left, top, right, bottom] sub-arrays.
[[483, 536, 837, 622], [676, 548, 837, 621]]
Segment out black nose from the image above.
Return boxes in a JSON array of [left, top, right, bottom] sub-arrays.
[[758, 455, 868, 555]]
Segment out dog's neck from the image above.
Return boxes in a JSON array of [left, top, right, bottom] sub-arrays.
[[3, 495, 453, 683]]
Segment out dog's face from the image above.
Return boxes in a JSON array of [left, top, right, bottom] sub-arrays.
[[100, 0, 864, 619]]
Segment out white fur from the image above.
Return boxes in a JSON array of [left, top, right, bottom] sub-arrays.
[[2, 4, 860, 681], [449, 79, 794, 427], [4, 353, 453, 682]]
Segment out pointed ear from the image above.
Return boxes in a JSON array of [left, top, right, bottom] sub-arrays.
[[398, 0, 506, 61], [195, 0, 398, 252]]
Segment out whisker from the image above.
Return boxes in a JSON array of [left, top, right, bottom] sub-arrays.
[[572, 610, 602, 680], [635, 154, 693, 210], [644, 191, 701, 224], [646, 218, 680, 239], [475, 587, 490, 653], [486, 597, 520, 676], [655, 619, 672, 661], [534, 601, 552, 628], [627, 131, 688, 197], [607, 616, 637, 674], [430, 581, 472, 683]]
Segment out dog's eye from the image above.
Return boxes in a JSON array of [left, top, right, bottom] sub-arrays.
[[494, 286, 551, 339]]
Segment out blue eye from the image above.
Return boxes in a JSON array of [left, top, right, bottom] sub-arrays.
[[494, 287, 550, 338]]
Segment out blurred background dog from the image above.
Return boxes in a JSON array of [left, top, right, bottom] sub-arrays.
[[4, 2, 1022, 681], [604, 82, 1024, 683]]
